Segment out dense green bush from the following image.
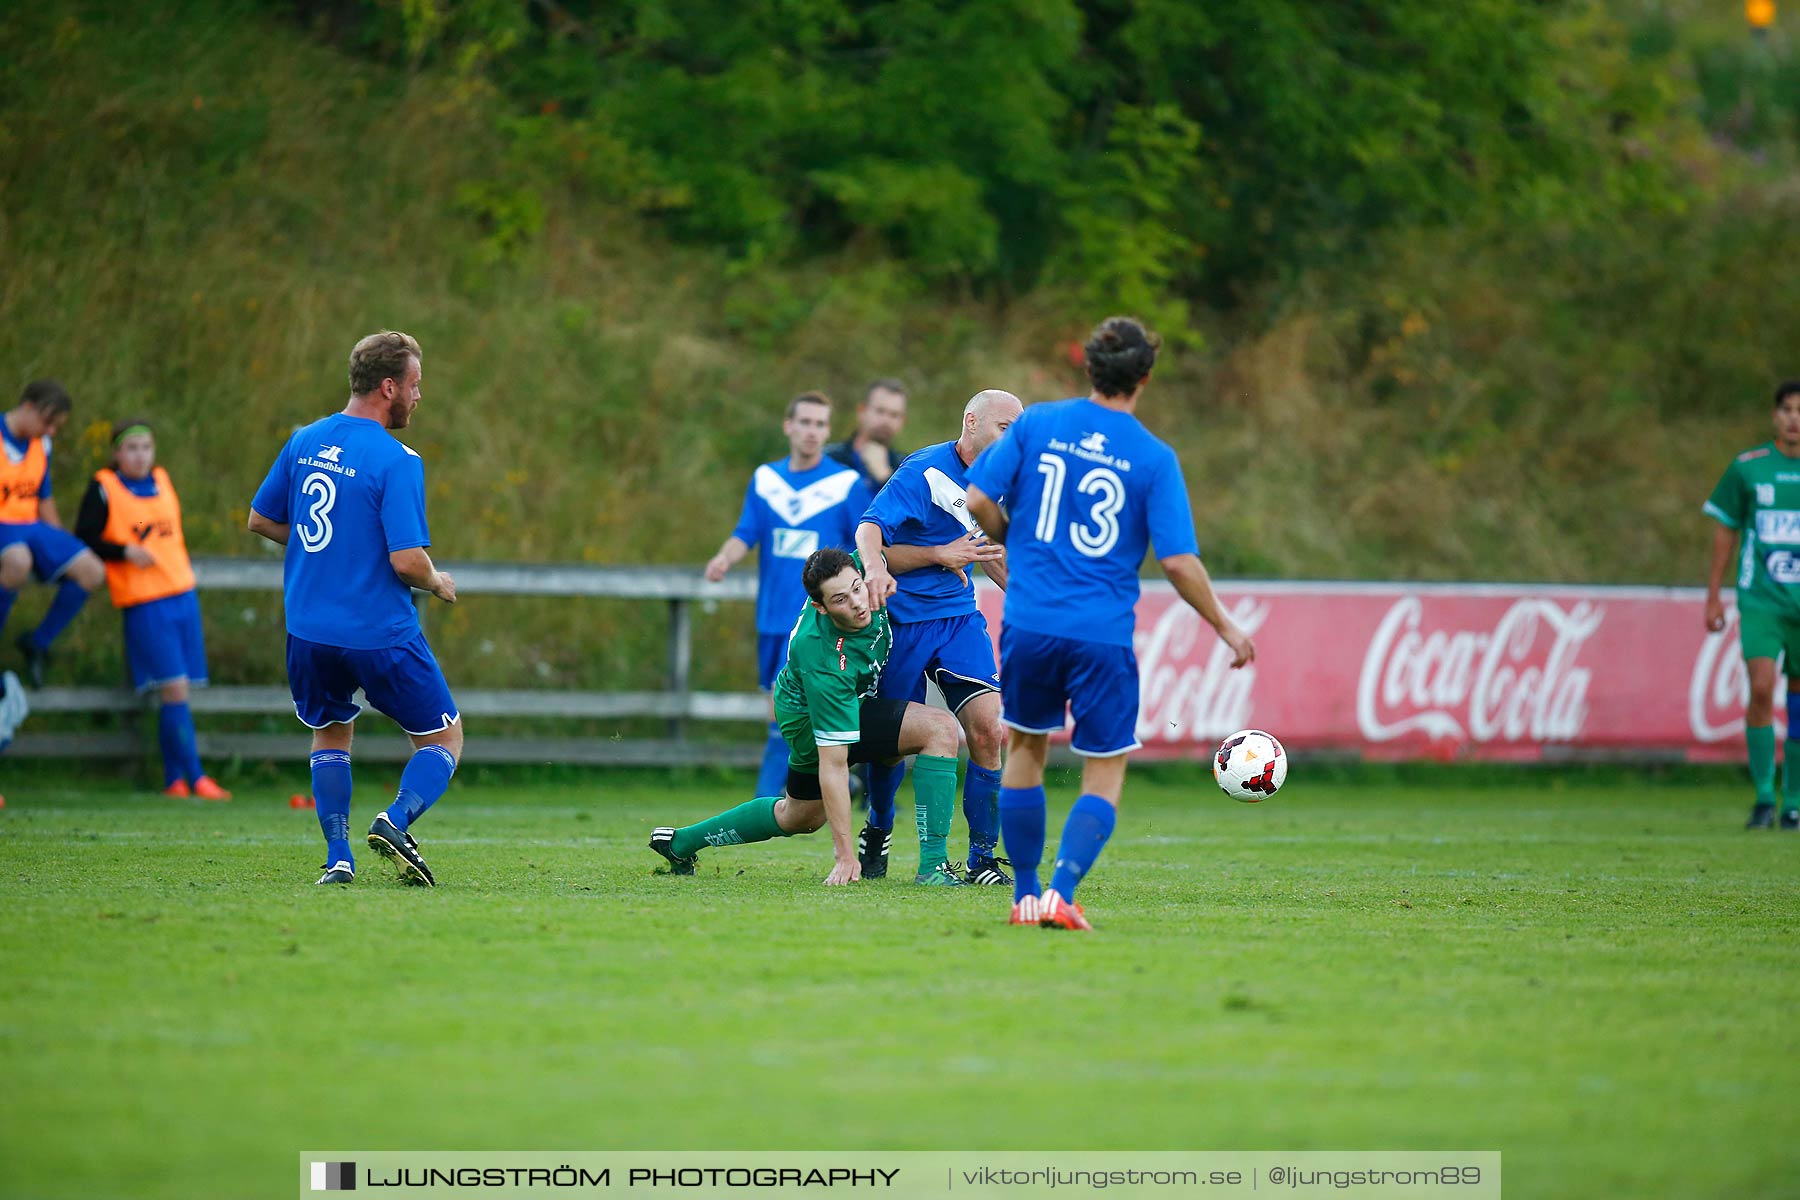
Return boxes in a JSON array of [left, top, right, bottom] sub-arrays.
[[283, 0, 1705, 335]]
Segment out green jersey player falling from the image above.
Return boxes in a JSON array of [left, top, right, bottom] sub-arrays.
[[1704, 379, 1800, 831], [650, 547, 966, 885]]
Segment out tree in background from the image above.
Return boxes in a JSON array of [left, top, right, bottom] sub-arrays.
[[289, 0, 1692, 338]]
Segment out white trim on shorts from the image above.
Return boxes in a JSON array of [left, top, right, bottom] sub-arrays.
[[45, 548, 85, 582], [293, 700, 365, 730], [1071, 739, 1142, 758], [934, 667, 1000, 715], [396, 710, 462, 737], [1002, 717, 1066, 735]]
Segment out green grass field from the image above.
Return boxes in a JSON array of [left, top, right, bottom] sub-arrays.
[[1, 766, 1796, 1199]]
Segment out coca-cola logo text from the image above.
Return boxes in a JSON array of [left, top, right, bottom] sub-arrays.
[[1356, 597, 1599, 743], [1135, 598, 1266, 742]]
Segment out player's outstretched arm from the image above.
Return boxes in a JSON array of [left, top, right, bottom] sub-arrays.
[[1705, 522, 1735, 632], [247, 509, 290, 546], [855, 522, 897, 608], [878, 531, 1003, 588], [1161, 553, 1254, 668], [704, 536, 751, 583], [390, 547, 456, 603], [966, 486, 1007, 545], [817, 743, 862, 886]]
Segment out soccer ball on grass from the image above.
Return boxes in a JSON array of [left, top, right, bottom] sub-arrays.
[[1214, 729, 1286, 802]]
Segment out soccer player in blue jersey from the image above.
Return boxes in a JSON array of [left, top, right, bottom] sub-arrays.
[[966, 317, 1255, 930], [705, 392, 874, 797], [248, 331, 462, 887], [855, 389, 1021, 884], [2, 381, 106, 688]]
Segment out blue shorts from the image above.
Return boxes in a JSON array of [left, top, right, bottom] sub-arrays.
[[757, 631, 791, 691], [0, 521, 88, 582], [286, 631, 459, 735], [877, 611, 1000, 714], [122, 590, 209, 692], [999, 625, 1142, 757]]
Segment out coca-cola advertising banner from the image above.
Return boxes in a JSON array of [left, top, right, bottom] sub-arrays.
[[972, 582, 1761, 762]]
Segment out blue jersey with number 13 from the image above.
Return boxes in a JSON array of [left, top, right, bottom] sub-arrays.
[[251, 412, 431, 650], [966, 397, 1197, 648]]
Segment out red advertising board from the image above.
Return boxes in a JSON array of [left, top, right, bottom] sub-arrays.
[[973, 582, 1757, 762]]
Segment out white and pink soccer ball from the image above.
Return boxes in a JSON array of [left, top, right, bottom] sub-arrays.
[[1214, 729, 1287, 802]]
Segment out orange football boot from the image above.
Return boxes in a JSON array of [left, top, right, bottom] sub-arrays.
[[1039, 889, 1093, 931], [192, 776, 232, 801], [162, 780, 191, 799], [1009, 895, 1042, 926]]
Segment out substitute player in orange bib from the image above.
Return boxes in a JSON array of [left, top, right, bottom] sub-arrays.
[[74, 419, 231, 799], [1, 380, 105, 687]]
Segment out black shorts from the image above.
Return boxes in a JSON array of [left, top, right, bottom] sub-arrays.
[[785, 697, 909, 801]]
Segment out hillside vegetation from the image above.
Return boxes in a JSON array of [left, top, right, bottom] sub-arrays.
[[2, 0, 1799, 693]]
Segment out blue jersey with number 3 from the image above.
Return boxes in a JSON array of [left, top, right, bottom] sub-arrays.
[[251, 413, 430, 650], [966, 398, 1197, 647]]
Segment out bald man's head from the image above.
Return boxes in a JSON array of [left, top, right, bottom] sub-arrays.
[[962, 389, 1023, 456]]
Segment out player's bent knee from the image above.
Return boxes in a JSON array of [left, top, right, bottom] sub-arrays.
[[159, 679, 189, 705], [0, 548, 28, 589], [312, 723, 354, 753], [774, 796, 825, 834], [966, 716, 1005, 764], [69, 551, 105, 590], [414, 719, 463, 762], [922, 709, 960, 757]]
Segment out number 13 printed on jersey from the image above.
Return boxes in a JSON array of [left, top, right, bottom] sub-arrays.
[[1034, 453, 1124, 558]]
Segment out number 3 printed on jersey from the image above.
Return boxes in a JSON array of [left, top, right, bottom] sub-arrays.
[[296, 470, 337, 553], [1034, 453, 1123, 557]]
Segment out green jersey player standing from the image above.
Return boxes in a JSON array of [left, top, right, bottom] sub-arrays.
[[650, 547, 966, 885], [1704, 379, 1800, 830]]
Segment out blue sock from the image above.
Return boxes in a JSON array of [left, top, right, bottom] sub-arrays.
[[386, 744, 457, 832], [998, 785, 1047, 902], [866, 759, 905, 831], [29, 579, 90, 649], [963, 762, 1001, 865], [0, 584, 15, 631], [1049, 793, 1117, 902], [311, 749, 354, 869], [755, 722, 788, 797], [157, 702, 203, 787]]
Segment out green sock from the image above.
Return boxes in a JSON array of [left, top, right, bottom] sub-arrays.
[[911, 754, 958, 872], [1747, 725, 1777, 806], [670, 796, 789, 858], [1784, 739, 1800, 814]]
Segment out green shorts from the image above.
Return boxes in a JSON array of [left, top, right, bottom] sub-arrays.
[[1738, 604, 1800, 665]]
